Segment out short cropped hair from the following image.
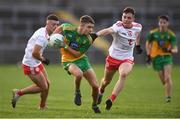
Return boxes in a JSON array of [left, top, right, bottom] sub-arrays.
[[80, 15, 95, 24], [158, 15, 169, 21], [123, 7, 135, 15], [46, 14, 59, 21]]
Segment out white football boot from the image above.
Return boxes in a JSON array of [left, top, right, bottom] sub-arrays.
[[11, 89, 20, 108]]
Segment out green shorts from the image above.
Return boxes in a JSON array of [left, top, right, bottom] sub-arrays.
[[62, 56, 92, 74], [152, 55, 173, 71]]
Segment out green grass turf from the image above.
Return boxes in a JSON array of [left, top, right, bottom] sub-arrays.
[[0, 64, 180, 118]]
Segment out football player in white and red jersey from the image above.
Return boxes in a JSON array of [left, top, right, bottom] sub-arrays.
[[97, 7, 143, 110], [11, 14, 59, 109]]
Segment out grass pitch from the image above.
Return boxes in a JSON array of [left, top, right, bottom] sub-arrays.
[[0, 64, 180, 118]]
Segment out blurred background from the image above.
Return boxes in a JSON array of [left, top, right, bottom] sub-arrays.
[[0, 0, 179, 64]]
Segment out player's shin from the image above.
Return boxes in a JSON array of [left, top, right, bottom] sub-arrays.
[[39, 89, 49, 109], [92, 86, 99, 105], [91, 86, 101, 113]]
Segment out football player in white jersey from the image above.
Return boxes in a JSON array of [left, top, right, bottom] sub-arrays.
[[11, 14, 59, 109], [97, 7, 143, 110]]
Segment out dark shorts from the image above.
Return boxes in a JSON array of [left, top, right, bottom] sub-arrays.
[[152, 55, 173, 71], [62, 56, 92, 74]]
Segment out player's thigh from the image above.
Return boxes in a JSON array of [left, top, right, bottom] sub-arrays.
[[83, 69, 98, 87], [158, 70, 164, 80], [118, 62, 133, 75], [28, 72, 48, 90], [41, 68, 50, 86], [69, 64, 83, 77], [157, 70, 166, 84], [104, 68, 116, 81], [164, 64, 172, 79]]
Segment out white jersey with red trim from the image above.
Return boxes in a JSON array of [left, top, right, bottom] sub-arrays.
[[22, 27, 49, 67], [109, 21, 142, 60]]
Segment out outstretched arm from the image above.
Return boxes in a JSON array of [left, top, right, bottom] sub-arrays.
[[97, 27, 114, 37]]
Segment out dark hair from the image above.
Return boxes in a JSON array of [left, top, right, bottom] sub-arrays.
[[80, 15, 95, 24], [123, 7, 135, 15], [46, 14, 59, 21], [158, 15, 169, 21]]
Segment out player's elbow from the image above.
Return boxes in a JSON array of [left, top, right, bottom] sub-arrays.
[[97, 28, 111, 37]]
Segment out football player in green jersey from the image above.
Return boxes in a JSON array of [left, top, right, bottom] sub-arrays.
[[146, 15, 178, 103], [54, 15, 101, 113]]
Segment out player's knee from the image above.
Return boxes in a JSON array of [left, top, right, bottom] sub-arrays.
[[92, 85, 99, 92], [165, 78, 172, 85], [75, 72, 83, 79], [47, 83, 50, 90], [104, 78, 111, 85], [121, 72, 128, 79], [47, 80, 51, 88], [94, 85, 99, 90], [41, 84, 48, 92], [162, 81, 166, 85], [165, 75, 171, 81]]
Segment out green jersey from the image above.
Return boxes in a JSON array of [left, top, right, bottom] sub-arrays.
[[146, 28, 177, 58], [60, 23, 96, 62]]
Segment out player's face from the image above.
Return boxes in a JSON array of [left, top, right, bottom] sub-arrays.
[[122, 13, 134, 28], [46, 20, 59, 34], [159, 19, 169, 29], [80, 23, 94, 35]]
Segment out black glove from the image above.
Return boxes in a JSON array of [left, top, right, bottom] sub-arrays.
[[135, 45, 143, 54], [146, 55, 151, 65], [90, 33, 98, 41], [42, 58, 50, 65]]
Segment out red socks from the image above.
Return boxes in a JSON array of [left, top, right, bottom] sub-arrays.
[[110, 94, 117, 102], [17, 90, 24, 96]]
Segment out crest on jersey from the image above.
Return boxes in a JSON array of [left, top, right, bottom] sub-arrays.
[[127, 30, 132, 37]]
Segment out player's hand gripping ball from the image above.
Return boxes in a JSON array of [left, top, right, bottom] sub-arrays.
[[48, 34, 64, 48]]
